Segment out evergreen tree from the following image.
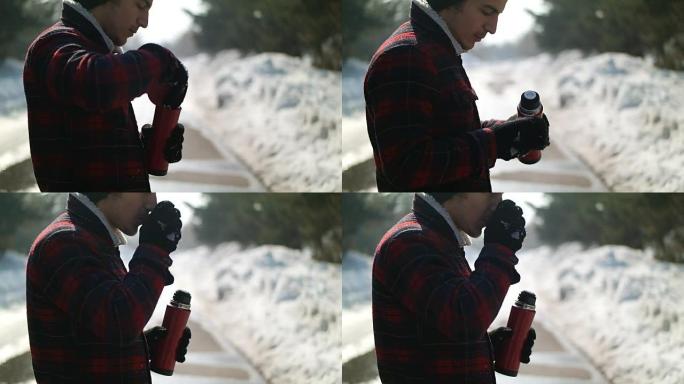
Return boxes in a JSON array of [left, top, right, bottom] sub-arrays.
[[192, 0, 341, 70], [192, 194, 341, 263]]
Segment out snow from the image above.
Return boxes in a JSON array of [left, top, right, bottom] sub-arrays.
[[342, 235, 684, 384], [464, 51, 684, 191], [342, 51, 684, 191], [0, 251, 29, 366], [515, 244, 684, 384], [147, 243, 342, 384], [173, 51, 341, 192]]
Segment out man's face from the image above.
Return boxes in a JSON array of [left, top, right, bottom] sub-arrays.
[[440, 0, 507, 50], [443, 193, 503, 237], [92, 0, 153, 46], [100, 193, 158, 236]]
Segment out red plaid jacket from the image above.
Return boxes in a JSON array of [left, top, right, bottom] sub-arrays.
[[24, 3, 169, 191], [372, 195, 520, 383], [26, 195, 174, 383], [365, 3, 501, 192]]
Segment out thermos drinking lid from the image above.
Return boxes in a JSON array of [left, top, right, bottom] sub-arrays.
[[515, 290, 536, 308], [172, 290, 191, 306], [520, 91, 540, 110]]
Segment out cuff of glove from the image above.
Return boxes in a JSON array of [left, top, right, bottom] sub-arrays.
[[477, 243, 521, 284], [482, 127, 498, 168]]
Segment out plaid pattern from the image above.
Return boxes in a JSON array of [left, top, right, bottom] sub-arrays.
[[26, 195, 174, 383], [365, 3, 501, 191], [24, 4, 168, 191], [372, 195, 520, 383]]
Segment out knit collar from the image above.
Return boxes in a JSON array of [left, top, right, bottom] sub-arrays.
[[63, 0, 123, 53], [411, 0, 466, 55], [416, 193, 472, 247], [70, 193, 127, 247]]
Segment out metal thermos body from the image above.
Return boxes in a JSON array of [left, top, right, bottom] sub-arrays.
[[151, 290, 191, 376], [517, 91, 543, 164], [494, 291, 536, 377], [146, 106, 181, 176]]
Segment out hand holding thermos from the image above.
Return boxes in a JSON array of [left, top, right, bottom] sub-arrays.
[[493, 91, 550, 162]]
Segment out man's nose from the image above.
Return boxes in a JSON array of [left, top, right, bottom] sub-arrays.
[[139, 12, 149, 29], [485, 16, 499, 34]]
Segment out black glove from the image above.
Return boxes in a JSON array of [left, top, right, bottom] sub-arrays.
[[141, 124, 185, 163], [163, 63, 188, 109], [489, 327, 536, 364], [144, 326, 192, 363], [140, 43, 188, 108], [493, 115, 550, 160], [139, 201, 182, 253], [484, 200, 526, 252]]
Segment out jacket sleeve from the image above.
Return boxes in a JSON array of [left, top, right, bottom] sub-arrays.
[[376, 233, 519, 341], [364, 45, 498, 190], [28, 30, 167, 112], [31, 233, 173, 343]]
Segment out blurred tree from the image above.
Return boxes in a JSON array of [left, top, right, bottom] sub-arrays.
[[192, 194, 341, 263], [0, 194, 64, 254], [343, 0, 407, 61], [192, 0, 341, 70], [342, 193, 412, 255], [534, 194, 684, 263], [533, 0, 684, 70], [0, 0, 60, 60]]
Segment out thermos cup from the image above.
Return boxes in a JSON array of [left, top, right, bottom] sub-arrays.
[[146, 105, 181, 176], [517, 91, 544, 164], [495, 291, 536, 376], [151, 290, 191, 376]]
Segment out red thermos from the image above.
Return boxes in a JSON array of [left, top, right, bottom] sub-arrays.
[[495, 291, 536, 376], [517, 91, 544, 164], [151, 290, 191, 376], [146, 105, 181, 176]]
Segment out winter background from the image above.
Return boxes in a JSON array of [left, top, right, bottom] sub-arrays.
[[0, 193, 341, 384], [0, 0, 341, 192], [341, 193, 684, 384], [342, 0, 684, 191]]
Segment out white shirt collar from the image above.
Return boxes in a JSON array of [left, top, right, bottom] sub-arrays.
[[412, 0, 466, 55], [63, 0, 123, 54], [417, 193, 472, 247], [71, 193, 127, 247]]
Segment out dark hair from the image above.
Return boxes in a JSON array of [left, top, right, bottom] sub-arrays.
[[80, 193, 110, 204], [74, 0, 113, 10], [427, 0, 467, 12]]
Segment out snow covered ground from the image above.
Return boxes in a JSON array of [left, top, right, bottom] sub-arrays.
[[343, 236, 684, 383], [137, 242, 342, 384], [343, 51, 684, 191], [175, 51, 341, 192], [0, 251, 29, 368]]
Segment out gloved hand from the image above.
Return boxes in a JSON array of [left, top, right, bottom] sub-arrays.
[[489, 327, 536, 363], [145, 326, 192, 363], [493, 115, 550, 160], [141, 123, 185, 163], [141, 43, 188, 108], [484, 200, 526, 252], [139, 201, 182, 253]]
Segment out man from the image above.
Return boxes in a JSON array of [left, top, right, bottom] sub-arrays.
[[372, 193, 535, 382], [365, 0, 551, 191], [26, 193, 191, 383], [24, 0, 187, 191]]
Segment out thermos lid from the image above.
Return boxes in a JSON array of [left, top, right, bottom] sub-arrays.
[[517, 291, 536, 306], [173, 290, 191, 305], [520, 91, 540, 110]]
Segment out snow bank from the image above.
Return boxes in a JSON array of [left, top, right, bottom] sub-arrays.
[[465, 51, 684, 191], [182, 51, 341, 192], [518, 244, 684, 384], [165, 243, 341, 384], [0, 251, 30, 366], [0, 59, 25, 115]]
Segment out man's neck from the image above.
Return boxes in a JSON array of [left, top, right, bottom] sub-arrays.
[[417, 193, 471, 247], [71, 193, 127, 247], [63, 0, 121, 53], [412, 0, 466, 55]]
